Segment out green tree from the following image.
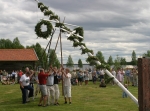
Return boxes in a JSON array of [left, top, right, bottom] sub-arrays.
[[143, 50, 150, 57], [0, 39, 14, 49], [48, 49, 60, 68], [120, 57, 126, 65], [5, 39, 13, 49], [113, 55, 121, 70], [107, 55, 113, 65], [12, 37, 24, 49], [131, 50, 137, 65], [0, 38, 25, 49], [26, 43, 47, 69], [55, 58, 61, 68], [66, 55, 74, 68], [0, 39, 6, 48], [78, 59, 83, 69], [96, 51, 105, 63]]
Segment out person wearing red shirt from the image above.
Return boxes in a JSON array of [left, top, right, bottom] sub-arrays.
[[18, 70, 23, 83], [38, 68, 51, 107]]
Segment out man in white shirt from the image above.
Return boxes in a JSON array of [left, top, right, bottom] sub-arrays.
[[62, 68, 72, 104], [19, 71, 33, 104], [99, 69, 105, 82], [46, 68, 55, 106]]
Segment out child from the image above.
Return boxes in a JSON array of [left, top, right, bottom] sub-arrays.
[[99, 79, 106, 87], [122, 84, 128, 98]]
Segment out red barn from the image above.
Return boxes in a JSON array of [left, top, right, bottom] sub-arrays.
[[0, 49, 38, 73]]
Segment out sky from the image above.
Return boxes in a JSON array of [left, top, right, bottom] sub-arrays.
[[0, 0, 150, 64]]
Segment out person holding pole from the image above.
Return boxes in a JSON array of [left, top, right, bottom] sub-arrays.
[[53, 67, 61, 105], [19, 70, 34, 104], [62, 68, 72, 104], [38, 68, 51, 107], [46, 67, 55, 106]]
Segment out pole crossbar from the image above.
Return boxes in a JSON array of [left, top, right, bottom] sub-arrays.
[[60, 28, 83, 39], [40, 19, 83, 39], [41, 19, 83, 39], [43, 19, 80, 27]]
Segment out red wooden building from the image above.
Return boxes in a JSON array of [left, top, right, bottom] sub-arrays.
[[0, 49, 38, 73]]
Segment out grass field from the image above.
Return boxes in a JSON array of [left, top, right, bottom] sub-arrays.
[[0, 81, 138, 111]]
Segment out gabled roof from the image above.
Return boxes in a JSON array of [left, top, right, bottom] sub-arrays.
[[0, 49, 39, 61]]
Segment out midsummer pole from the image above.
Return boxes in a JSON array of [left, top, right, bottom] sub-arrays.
[[34, 0, 138, 106]]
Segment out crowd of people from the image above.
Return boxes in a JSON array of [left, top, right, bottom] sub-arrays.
[[70, 67, 138, 98], [111, 67, 138, 87], [70, 68, 106, 87], [0, 66, 138, 106], [0, 70, 23, 85], [70, 67, 138, 87], [19, 66, 72, 107]]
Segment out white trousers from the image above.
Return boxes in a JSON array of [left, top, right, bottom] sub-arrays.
[[54, 84, 60, 100], [47, 85, 55, 105], [64, 86, 71, 98]]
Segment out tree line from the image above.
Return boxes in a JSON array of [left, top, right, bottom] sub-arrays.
[[0, 38, 150, 70], [0, 37, 60, 69], [66, 50, 138, 70]]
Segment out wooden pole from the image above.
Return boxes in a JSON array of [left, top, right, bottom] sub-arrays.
[[41, 29, 56, 60], [50, 32, 60, 66], [138, 57, 150, 111], [60, 29, 64, 96], [60, 17, 65, 96]]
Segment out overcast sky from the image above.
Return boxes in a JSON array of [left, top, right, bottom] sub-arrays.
[[0, 0, 150, 64]]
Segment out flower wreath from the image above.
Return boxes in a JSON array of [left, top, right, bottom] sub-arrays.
[[35, 20, 53, 39]]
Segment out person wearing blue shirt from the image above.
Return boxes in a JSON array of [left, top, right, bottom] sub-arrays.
[[125, 68, 130, 85]]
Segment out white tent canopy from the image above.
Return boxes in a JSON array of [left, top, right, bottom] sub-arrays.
[[125, 65, 136, 69]]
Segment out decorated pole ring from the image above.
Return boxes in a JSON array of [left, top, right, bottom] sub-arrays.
[[35, 20, 53, 39]]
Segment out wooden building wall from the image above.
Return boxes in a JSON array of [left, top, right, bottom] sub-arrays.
[[0, 61, 35, 73]]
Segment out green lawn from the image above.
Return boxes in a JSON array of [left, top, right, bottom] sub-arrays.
[[0, 81, 138, 111]]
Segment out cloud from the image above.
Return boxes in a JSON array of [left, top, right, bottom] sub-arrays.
[[0, 0, 150, 64]]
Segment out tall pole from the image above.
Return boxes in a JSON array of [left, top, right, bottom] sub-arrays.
[[34, 0, 138, 105], [60, 17, 65, 96], [60, 30, 64, 96]]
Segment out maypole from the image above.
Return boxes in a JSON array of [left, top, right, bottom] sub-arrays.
[[34, 0, 138, 106]]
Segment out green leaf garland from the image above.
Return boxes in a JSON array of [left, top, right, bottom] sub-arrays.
[[38, 2, 43, 8], [40, 6, 48, 12], [55, 23, 64, 28], [67, 35, 78, 42], [81, 48, 93, 54], [86, 56, 99, 63], [61, 26, 71, 33], [96, 64, 110, 70], [73, 42, 86, 47], [35, 1, 112, 70], [74, 27, 84, 42], [35, 20, 53, 39], [49, 15, 59, 20], [44, 10, 54, 16]]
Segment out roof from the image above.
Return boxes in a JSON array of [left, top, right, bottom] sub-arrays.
[[0, 49, 39, 61]]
